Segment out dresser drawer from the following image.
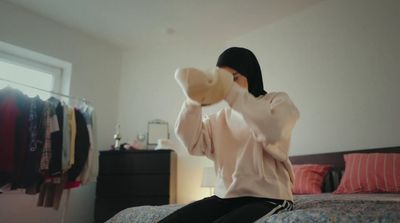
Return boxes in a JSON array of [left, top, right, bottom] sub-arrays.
[[99, 151, 171, 175], [95, 150, 176, 222], [97, 174, 170, 196]]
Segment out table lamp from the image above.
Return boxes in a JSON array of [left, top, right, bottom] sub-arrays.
[[201, 167, 216, 196]]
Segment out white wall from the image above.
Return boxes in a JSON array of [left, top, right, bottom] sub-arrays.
[[228, 0, 400, 155], [118, 0, 400, 204], [0, 1, 122, 223]]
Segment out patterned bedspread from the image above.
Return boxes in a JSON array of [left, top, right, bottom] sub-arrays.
[[106, 193, 400, 223]]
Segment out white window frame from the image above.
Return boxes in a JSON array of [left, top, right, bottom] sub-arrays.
[[0, 40, 71, 96]]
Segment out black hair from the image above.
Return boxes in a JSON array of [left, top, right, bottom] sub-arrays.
[[216, 47, 267, 97]]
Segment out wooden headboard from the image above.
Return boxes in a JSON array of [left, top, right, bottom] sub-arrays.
[[289, 146, 400, 168]]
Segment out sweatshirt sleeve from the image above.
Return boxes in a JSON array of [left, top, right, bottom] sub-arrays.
[[225, 84, 299, 161], [175, 100, 215, 160]]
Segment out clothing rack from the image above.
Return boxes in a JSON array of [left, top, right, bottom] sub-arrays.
[[0, 77, 93, 222], [0, 77, 88, 103]]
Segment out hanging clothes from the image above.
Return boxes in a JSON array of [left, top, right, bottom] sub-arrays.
[[12, 90, 30, 190], [62, 104, 70, 171], [0, 87, 30, 189], [38, 102, 90, 209], [67, 108, 90, 182], [0, 87, 22, 185], [47, 97, 63, 177], [68, 107, 77, 169], [39, 104, 59, 174], [0, 85, 95, 209], [77, 102, 98, 185], [37, 174, 67, 210], [23, 96, 46, 189]]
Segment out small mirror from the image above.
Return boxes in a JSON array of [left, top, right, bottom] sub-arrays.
[[147, 119, 169, 149]]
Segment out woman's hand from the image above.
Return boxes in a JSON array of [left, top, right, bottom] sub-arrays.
[[175, 67, 233, 106]]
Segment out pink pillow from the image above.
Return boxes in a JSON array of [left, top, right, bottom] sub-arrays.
[[334, 153, 400, 194], [292, 164, 332, 194]]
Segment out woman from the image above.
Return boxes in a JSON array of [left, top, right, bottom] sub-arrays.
[[160, 47, 299, 223]]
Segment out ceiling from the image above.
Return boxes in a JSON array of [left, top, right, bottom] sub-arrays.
[[6, 0, 323, 49]]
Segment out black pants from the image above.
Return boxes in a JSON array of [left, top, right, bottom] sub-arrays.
[[158, 196, 293, 223]]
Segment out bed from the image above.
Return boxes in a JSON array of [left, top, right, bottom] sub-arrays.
[[106, 147, 400, 223]]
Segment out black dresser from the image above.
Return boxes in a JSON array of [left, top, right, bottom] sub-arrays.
[[95, 149, 177, 223]]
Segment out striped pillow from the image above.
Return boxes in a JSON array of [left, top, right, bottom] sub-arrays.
[[292, 164, 332, 194], [334, 153, 400, 194]]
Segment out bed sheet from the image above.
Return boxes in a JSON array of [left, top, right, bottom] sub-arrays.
[[106, 193, 400, 223], [256, 193, 400, 223]]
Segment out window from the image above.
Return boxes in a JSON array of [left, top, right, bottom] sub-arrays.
[[0, 41, 71, 100], [0, 60, 54, 99]]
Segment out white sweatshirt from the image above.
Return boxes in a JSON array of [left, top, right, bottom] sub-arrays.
[[175, 84, 300, 201]]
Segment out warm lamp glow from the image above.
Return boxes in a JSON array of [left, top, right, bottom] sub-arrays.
[[201, 167, 216, 196]]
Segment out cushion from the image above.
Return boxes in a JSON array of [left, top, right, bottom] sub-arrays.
[[334, 153, 400, 194], [292, 164, 332, 194]]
